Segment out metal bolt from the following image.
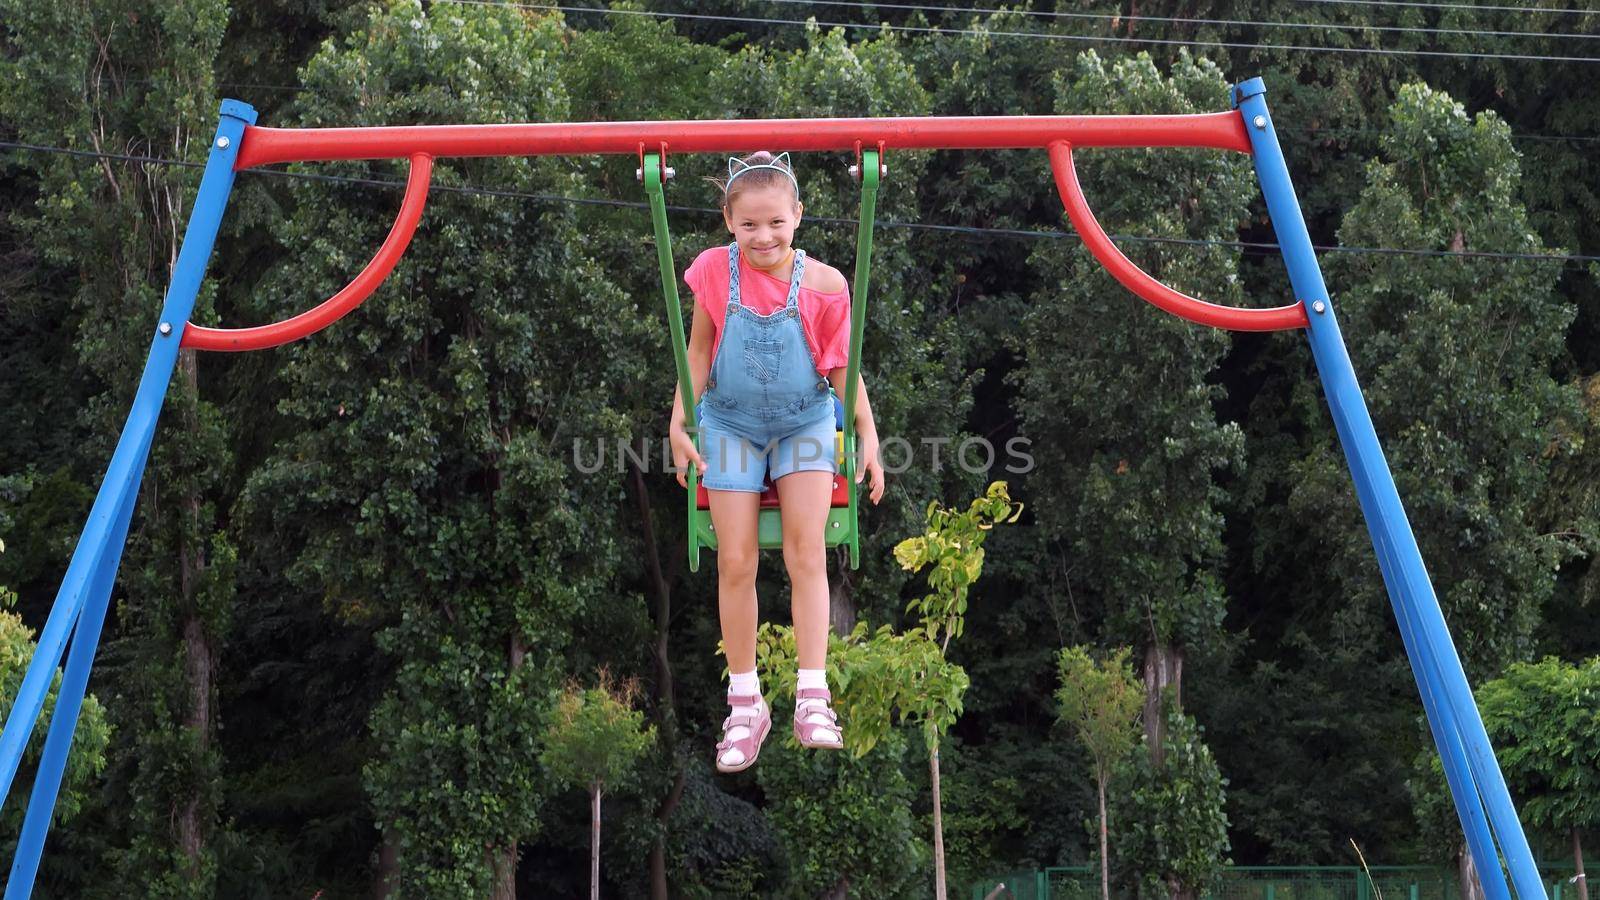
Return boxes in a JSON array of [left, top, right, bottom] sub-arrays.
[[216, 136, 230, 149], [158, 322, 173, 335], [635, 167, 643, 182], [1252, 115, 1267, 130], [848, 164, 860, 180], [664, 166, 676, 180], [880, 163, 888, 178], [1312, 300, 1327, 314], [831, 521, 840, 529], [708, 524, 715, 532]]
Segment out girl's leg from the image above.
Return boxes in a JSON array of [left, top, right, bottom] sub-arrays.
[[707, 489, 768, 771], [776, 470, 844, 749], [707, 488, 763, 672], [774, 470, 834, 668]]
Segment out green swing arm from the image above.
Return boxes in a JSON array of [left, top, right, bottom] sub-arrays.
[[644, 150, 880, 571]]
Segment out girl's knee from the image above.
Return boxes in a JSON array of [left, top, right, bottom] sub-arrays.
[[781, 534, 827, 575], [717, 546, 759, 583]]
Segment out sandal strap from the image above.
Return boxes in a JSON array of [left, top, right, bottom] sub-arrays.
[[795, 714, 842, 742], [795, 705, 838, 724], [796, 687, 832, 703], [721, 712, 759, 731], [718, 710, 765, 751], [727, 692, 761, 707]]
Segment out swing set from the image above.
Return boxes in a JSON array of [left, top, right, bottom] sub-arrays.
[[0, 77, 1550, 898]]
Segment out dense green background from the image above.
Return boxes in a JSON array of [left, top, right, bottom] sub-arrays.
[[2, 1, 1597, 897]]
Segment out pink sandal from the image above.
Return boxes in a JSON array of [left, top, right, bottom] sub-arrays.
[[715, 693, 771, 773], [793, 687, 844, 749]]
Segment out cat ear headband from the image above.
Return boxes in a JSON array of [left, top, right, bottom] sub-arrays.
[[726, 152, 799, 197]]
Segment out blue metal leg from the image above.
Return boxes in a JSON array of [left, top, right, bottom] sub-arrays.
[[1378, 536, 1509, 899], [0, 99, 254, 897], [6, 448, 143, 895], [1233, 77, 1543, 898]]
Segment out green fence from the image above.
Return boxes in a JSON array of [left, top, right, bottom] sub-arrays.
[[972, 865, 1581, 900]]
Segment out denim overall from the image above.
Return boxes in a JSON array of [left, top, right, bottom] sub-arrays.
[[695, 243, 839, 491]]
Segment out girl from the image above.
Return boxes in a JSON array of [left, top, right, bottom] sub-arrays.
[[668, 151, 886, 773]]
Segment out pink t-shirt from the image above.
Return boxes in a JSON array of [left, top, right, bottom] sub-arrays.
[[684, 247, 852, 377]]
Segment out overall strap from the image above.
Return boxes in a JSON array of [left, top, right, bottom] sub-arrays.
[[784, 249, 807, 311], [725, 242, 742, 310]]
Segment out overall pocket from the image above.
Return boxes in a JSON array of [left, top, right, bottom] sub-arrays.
[[743, 338, 784, 384]]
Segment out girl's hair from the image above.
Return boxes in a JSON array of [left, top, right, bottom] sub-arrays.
[[709, 151, 800, 209]]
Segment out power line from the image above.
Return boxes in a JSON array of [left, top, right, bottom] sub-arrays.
[[27, 62, 1600, 144], [12, 12, 1600, 141], [1291, 0, 1594, 15], [4, 138, 1593, 266], [1301, 126, 1600, 145], [763, 0, 1600, 42], [13, 66, 1597, 147], [434, 0, 1600, 64]]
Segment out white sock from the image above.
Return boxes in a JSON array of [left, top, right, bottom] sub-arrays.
[[796, 668, 836, 733], [721, 669, 764, 767], [728, 670, 763, 713], [797, 668, 827, 693]]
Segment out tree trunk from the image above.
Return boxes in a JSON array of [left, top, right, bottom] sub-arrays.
[[1576, 827, 1589, 900], [177, 615, 212, 869], [1098, 774, 1110, 900], [629, 462, 685, 900], [489, 843, 518, 900], [931, 738, 947, 900], [373, 829, 398, 899], [486, 631, 528, 898], [1142, 642, 1183, 766], [1460, 843, 1487, 900], [829, 571, 856, 637], [591, 783, 603, 900], [176, 348, 211, 877]]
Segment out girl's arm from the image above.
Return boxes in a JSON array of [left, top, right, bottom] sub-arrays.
[[671, 300, 714, 427], [827, 367, 877, 440], [829, 366, 886, 504]]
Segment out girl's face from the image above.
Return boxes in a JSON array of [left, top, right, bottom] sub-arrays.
[[722, 184, 803, 269]]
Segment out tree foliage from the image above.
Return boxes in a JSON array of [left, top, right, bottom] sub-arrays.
[[1, 1, 1598, 894], [1109, 698, 1232, 898]]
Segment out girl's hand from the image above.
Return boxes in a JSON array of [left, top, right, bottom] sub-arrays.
[[670, 420, 707, 489], [857, 432, 885, 505]]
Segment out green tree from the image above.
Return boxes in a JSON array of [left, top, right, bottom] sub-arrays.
[[755, 619, 947, 899], [1017, 51, 1244, 893], [0, 538, 112, 851], [1479, 658, 1599, 899], [1538, 373, 1600, 661], [0, 609, 113, 850], [1056, 646, 1144, 900], [242, 3, 635, 894], [1110, 698, 1231, 899], [1412, 658, 1599, 897], [1224, 79, 1579, 864], [892, 481, 1022, 899], [1019, 47, 1248, 732], [754, 484, 1020, 899], [540, 672, 656, 900], [1326, 83, 1575, 667], [0, 0, 239, 892]]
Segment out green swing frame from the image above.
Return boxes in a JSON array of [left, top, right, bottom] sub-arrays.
[[644, 149, 881, 572]]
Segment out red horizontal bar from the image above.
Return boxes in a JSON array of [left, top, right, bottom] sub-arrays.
[[183, 152, 434, 352], [1047, 141, 1308, 333], [235, 112, 1251, 169]]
